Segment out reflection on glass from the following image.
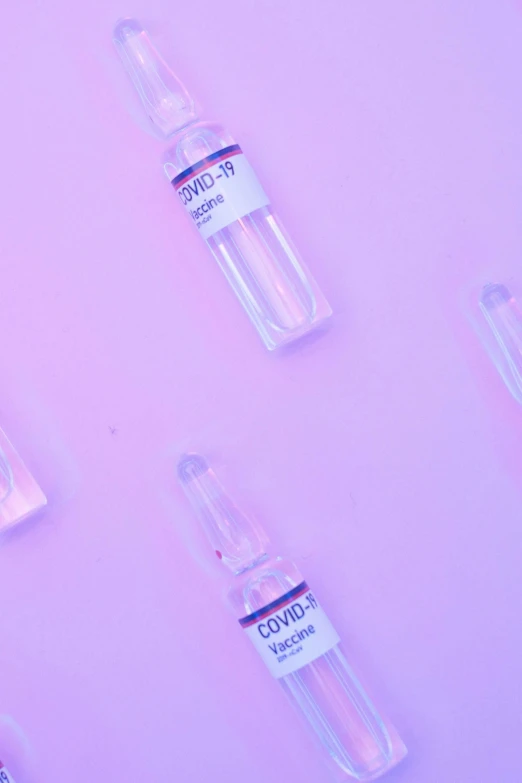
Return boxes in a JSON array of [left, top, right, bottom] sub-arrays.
[[0, 449, 13, 504], [479, 282, 522, 403], [0, 428, 47, 532]]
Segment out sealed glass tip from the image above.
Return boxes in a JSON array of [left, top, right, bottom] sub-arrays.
[[177, 454, 267, 573], [113, 18, 196, 138], [479, 282, 522, 403], [177, 452, 209, 484]]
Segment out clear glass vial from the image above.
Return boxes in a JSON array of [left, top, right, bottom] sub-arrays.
[[178, 454, 406, 780], [113, 19, 332, 350]]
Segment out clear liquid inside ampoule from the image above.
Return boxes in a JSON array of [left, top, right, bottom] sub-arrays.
[[164, 122, 332, 350]]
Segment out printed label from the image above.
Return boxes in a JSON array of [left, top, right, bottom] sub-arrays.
[[171, 144, 270, 240], [239, 581, 340, 678], [0, 764, 16, 782]]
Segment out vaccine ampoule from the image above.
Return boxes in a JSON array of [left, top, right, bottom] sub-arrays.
[[177, 454, 407, 781], [113, 19, 332, 350]]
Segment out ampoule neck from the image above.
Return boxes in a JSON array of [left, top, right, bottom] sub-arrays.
[[233, 551, 270, 577], [167, 115, 200, 141]]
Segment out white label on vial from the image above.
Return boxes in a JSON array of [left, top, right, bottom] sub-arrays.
[[0, 764, 17, 782], [171, 144, 270, 240], [239, 581, 340, 679]]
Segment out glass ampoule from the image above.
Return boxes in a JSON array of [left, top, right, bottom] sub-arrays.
[[113, 19, 332, 350], [177, 454, 406, 781]]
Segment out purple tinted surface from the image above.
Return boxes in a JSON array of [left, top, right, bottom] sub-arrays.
[[1, 2, 522, 782]]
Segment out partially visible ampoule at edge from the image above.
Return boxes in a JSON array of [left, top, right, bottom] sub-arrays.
[[177, 454, 406, 781], [0, 427, 46, 534], [113, 19, 332, 350], [0, 761, 17, 782], [479, 282, 522, 403]]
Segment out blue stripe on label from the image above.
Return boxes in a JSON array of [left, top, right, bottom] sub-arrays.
[[171, 144, 242, 187], [239, 581, 309, 627]]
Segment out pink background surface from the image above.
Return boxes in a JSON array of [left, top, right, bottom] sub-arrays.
[[1, 1, 522, 781]]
